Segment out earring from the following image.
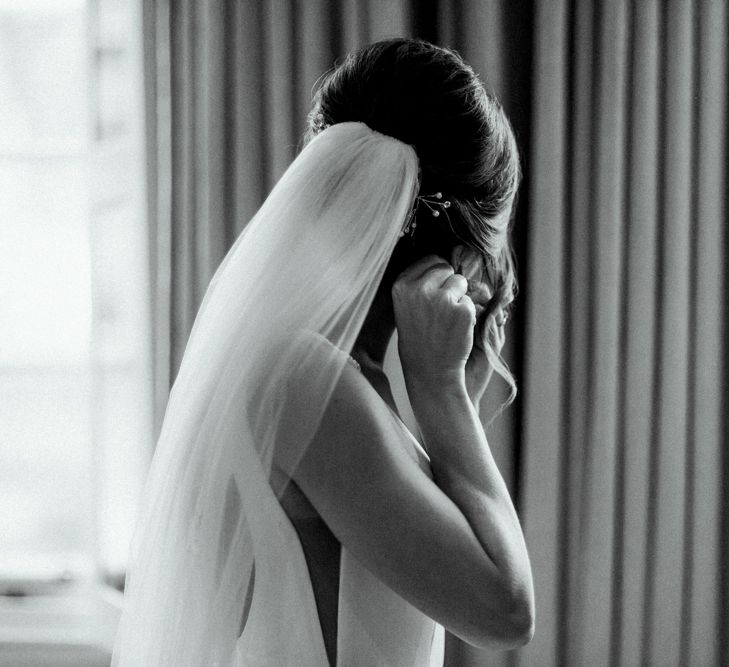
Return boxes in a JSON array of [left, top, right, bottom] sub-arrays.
[[313, 112, 329, 134]]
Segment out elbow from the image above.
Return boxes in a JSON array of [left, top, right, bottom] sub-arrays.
[[502, 593, 535, 648], [489, 585, 534, 650], [498, 564, 535, 649], [464, 581, 535, 650]]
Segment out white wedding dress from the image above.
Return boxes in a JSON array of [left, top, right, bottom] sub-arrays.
[[235, 390, 445, 666], [235, 477, 446, 666], [337, 547, 446, 666], [113, 123, 444, 666], [334, 415, 446, 666]]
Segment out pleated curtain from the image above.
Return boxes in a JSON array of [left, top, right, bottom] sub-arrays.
[[144, 1, 728, 665], [521, 1, 727, 665]]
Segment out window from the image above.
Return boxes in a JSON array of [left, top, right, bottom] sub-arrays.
[[0, 0, 151, 655]]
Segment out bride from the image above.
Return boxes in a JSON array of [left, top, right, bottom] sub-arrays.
[[112, 38, 534, 666]]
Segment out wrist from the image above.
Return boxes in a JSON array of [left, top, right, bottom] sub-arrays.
[[465, 368, 493, 407], [404, 367, 469, 405], [465, 383, 485, 413], [405, 371, 482, 457]]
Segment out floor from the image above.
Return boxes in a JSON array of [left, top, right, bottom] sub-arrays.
[[0, 643, 110, 667]]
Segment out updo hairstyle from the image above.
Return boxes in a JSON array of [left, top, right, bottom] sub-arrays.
[[307, 38, 520, 404]]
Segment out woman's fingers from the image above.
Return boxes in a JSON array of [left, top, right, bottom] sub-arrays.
[[466, 280, 493, 306], [397, 254, 451, 283], [397, 254, 469, 295], [495, 319, 506, 349], [490, 310, 507, 354], [475, 308, 489, 349], [471, 307, 508, 355], [441, 272, 469, 301], [458, 293, 477, 324]]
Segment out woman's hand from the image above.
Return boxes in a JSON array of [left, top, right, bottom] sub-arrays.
[[392, 255, 476, 389], [465, 307, 507, 408], [451, 246, 508, 408]]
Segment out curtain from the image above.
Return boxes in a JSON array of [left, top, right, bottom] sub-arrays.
[[146, 3, 529, 665], [520, 1, 727, 666], [144, 0, 728, 664]]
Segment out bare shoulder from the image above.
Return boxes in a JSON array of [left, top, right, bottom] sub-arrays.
[[274, 330, 423, 477], [302, 359, 426, 470]]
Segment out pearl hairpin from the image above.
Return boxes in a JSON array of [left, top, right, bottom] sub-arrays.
[[399, 192, 452, 237], [418, 192, 451, 217]]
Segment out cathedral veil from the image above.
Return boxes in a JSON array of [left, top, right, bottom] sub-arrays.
[[111, 123, 420, 665]]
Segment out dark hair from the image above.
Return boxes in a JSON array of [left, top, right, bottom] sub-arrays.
[[307, 38, 520, 316]]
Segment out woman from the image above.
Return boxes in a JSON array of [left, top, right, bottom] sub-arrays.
[[113, 38, 533, 666]]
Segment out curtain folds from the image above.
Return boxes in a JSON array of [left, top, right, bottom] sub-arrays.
[[147, 3, 528, 665], [521, 1, 727, 665], [156, 0, 415, 386], [145, 0, 727, 664]]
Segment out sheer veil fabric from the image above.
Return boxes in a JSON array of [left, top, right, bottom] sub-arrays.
[[112, 123, 431, 665]]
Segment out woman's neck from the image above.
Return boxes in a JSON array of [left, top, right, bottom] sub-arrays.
[[350, 281, 402, 415], [351, 286, 395, 371]]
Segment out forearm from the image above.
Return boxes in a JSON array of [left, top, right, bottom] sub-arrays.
[[406, 370, 532, 598], [465, 374, 489, 415]]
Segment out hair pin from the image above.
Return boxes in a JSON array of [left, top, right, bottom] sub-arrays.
[[418, 192, 451, 217], [399, 192, 452, 237]]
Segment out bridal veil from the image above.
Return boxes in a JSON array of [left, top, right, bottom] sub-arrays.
[[112, 122, 420, 665]]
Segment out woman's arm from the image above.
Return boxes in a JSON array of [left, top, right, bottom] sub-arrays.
[[404, 373, 533, 643], [288, 256, 534, 650], [395, 254, 531, 586]]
